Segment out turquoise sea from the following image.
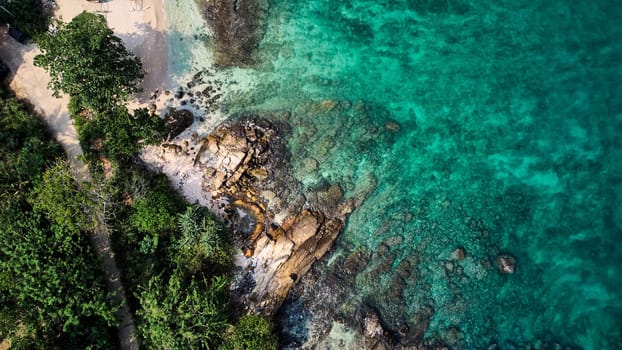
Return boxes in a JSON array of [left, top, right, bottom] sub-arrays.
[[166, 0, 622, 348]]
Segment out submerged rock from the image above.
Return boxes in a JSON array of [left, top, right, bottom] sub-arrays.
[[451, 247, 466, 261], [384, 120, 401, 132], [496, 254, 516, 274], [195, 0, 269, 67]]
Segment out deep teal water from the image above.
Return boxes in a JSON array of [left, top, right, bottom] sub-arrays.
[[168, 0, 622, 348]]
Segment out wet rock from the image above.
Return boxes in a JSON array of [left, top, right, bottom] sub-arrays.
[[247, 167, 269, 180], [497, 254, 516, 274], [444, 261, 454, 273], [340, 251, 370, 277], [451, 247, 466, 261], [313, 183, 344, 213], [164, 108, 194, 139], [320, 99, 338, 111], [376, 243, 389, 256], [395, 258, 416, 280]]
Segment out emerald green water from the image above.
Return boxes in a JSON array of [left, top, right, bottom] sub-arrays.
[[166, 0, 621, 348]]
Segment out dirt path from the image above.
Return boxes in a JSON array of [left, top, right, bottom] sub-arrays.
[[0, 31, 138, 350]]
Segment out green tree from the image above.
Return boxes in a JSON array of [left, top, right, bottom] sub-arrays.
[[219, 315, 278, 350], [0, 92, 116, 348], [0, 0, 49, 38], [28, 160, 96, 233], [80, 107, 164, 160], [34, 12, 143, 112], [176, 205, 233, 271], [0, 92, 60, 195], [128, 174, 185, 254], [137, 274, 230, 349], [0, 207, 117, 349]]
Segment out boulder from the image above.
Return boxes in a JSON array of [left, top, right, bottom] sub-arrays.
[[496, 254, 516, 274], [365, 312, 384, 338], [248, 167, 269, 180], [287, 210, 321, 246], [164, 108, 194, 139]]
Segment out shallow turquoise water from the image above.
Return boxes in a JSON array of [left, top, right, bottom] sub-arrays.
[[168, 0, 622, 348]]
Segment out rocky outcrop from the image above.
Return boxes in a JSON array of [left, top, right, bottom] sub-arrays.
[[195, 0, 269, 67], [187, 116, 368, 315]]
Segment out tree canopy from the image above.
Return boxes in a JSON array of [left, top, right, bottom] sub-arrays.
[[34, 12, 143, 111], [0, 92, 117, 349], [0, 0, 50, 39]]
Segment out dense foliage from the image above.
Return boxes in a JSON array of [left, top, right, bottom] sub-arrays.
[[220, 315, 279, 350], [0, 0, 50, 39], [109, 170, 245, 349], [74, 104, 164, 162], [35, 12, 143, 112], [0, 92, 117, 348]]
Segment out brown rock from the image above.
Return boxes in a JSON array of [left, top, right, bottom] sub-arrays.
[[232, 199, 265, 242], [248, 167, 269, 180], [267, 224, 285, 241], [220, 130, 247, 150], [205, 134, 220, 153], [287, 210, 321, 246]]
